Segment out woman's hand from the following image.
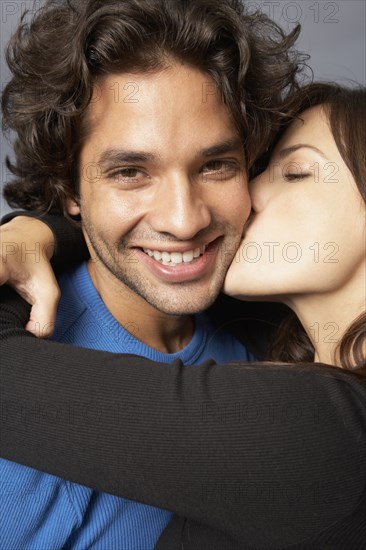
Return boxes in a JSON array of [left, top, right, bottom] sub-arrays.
[[0, 216, 60, 337]]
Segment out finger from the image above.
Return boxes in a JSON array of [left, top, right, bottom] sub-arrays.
[[0, 262, 11, 286], [25, 279, 61, 338]]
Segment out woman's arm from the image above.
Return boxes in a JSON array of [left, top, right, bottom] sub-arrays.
[[1, 284, 365, 545], [1, 210, 89, 267], [0, 213, 88, 336]]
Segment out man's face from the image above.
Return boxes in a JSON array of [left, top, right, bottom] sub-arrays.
[[69, 64, 250, 316]]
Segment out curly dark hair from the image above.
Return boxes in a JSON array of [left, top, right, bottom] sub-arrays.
[[268, 83, 366, 375], [2, 0, 308, 215]]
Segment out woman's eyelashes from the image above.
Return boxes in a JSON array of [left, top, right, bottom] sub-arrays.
[[283, 171, 311, 182], [271, 160, 313, 183]]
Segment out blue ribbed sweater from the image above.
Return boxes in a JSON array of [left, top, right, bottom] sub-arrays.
[[0, 262, 253, 550]]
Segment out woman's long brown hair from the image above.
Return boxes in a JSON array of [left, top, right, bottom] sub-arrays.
[[267, 83, 366, 375]]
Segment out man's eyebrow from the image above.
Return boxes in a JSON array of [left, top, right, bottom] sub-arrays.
[[200, 138, 243, 158], [277, 143, 329, 161], [98, 149, 158, 166], [97, 138, 243, 167]]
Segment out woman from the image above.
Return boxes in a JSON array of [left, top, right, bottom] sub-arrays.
[[1, 83, 366, 548]]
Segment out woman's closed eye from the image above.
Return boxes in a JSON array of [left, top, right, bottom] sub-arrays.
[[284, 171, 310, 182]]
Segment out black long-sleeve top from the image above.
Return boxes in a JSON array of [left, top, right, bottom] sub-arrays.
[[1, 212, 366, 548]]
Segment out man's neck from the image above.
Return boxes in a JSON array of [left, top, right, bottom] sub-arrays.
[[87, 260, 194, 353]]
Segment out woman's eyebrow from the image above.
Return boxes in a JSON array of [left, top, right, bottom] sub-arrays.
[[277, 143, 329, 161]]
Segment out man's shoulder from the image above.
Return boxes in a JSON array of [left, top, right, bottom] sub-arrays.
[[0, 458, 80, 546], [56, 261, 89, 293], [52, 262, 90, 343], [53, 262, 140, 354]]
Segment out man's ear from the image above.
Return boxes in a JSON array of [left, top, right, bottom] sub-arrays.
[[65, 196, 81, 216]]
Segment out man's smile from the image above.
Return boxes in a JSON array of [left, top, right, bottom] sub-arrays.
[[142, 245, 206, 266], [135, 239, 221, 283]]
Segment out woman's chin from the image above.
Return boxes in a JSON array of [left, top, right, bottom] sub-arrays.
[[223, 276, 257, 301], [223, 263, 260, 299], [223, 270, 284, 303]]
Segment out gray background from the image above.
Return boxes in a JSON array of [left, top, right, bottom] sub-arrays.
[[1, 0, 365, 217]]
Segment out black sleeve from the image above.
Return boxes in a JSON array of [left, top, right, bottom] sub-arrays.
[[1, 285, 365, 544]]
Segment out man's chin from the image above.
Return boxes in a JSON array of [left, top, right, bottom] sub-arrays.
[[144, 291, 221, 317]]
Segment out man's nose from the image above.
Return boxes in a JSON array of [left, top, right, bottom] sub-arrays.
[[148, 175, 212, 240], [250, 169, 272, 213]]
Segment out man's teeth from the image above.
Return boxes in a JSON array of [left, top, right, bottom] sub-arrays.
[[143, 246, 206, 265]]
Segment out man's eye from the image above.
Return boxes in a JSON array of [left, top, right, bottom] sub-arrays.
[[203, 160, 236, 171], [108, 168, 143, 181], [202, 160, 239, 179]]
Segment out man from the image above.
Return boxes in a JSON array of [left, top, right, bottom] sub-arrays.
[[1, 0, 303, 547]]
